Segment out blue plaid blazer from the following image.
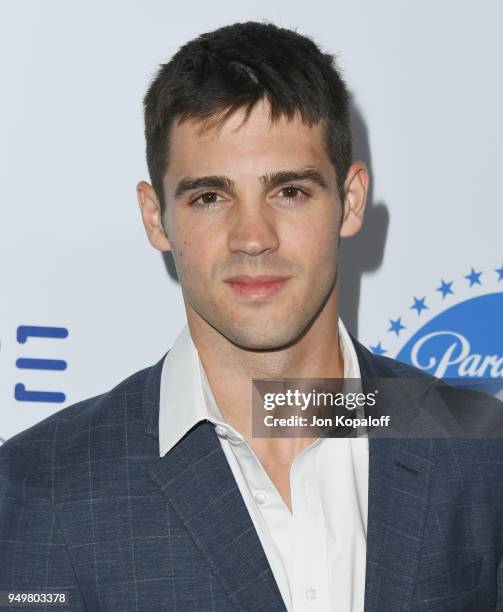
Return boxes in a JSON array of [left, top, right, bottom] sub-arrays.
[[1, 337, 502, 611]]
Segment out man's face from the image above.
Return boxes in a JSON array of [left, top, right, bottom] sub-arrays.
[[147, 99, 357, 350]]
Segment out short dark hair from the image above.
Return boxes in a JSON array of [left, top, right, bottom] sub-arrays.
[[143, 20, 352, 216]]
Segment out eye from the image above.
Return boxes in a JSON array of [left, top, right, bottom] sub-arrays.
[[278, 185, 309, 204], [190, 191, 225, 208]]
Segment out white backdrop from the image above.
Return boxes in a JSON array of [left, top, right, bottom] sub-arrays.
[[1, 0, 502, 443]]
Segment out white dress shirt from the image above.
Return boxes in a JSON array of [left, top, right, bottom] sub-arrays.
[[159, 319, 368, 611]]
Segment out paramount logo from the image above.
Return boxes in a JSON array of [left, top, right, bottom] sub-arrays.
[[367, 264, 503, 398], [374, 273, 503, 389], [410, 331, 503, 378]]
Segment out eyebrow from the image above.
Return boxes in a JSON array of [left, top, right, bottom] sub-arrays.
[[173, 167, 329, 199]]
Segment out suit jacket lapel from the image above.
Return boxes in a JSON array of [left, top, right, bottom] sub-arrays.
[[143, 354, 287, 611], [352, 337, 437, 611]]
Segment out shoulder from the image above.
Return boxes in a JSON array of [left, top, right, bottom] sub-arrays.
[[354, 338, 503, 462], [0, 362, 155, 473]]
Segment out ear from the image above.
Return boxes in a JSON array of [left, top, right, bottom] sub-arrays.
[[136, 181, 172, 252], [339, 161, 369, 238]]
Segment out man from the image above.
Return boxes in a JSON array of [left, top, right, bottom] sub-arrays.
[[1, 20, 502, 612]]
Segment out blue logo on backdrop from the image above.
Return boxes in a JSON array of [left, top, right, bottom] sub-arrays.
[[397, 293, 503, 378], [370, 263, 503, 392], [15, 325, 68, 403]]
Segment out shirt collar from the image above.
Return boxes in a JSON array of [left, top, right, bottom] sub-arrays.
[[159, 318, 361, 457]]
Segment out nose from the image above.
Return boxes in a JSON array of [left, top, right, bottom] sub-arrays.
[[227, 199, 280, 257]]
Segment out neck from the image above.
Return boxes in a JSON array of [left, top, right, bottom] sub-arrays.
[[187, 289, 344, 444]]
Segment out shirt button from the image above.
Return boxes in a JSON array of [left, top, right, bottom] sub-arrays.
[[254, 492, 267, 505], [214, 425, 228, 438], [305, 588, 317, 600]]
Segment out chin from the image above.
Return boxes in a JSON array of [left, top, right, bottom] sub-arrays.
[[222, 321, 301, 352]]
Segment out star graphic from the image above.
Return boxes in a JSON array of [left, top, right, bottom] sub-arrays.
[[388, 317, 406, 336], [436, 279, 454, 298], [464, 267, 483, 287], [369, 342, 387, 356], [410, 296, 428, 315], [495, 264, 503, 282]]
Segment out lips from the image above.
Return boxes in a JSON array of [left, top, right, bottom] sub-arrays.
[[223, 275, 291, 299], [224, 275, 290, 284]]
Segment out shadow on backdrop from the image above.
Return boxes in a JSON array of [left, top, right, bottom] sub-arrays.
[[161, 97, 390, 342], [338, 99, 389, 338]]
